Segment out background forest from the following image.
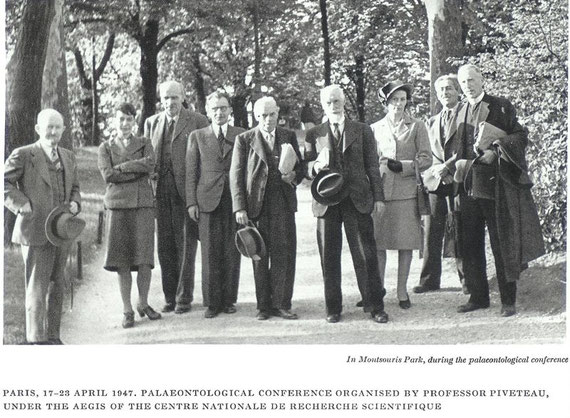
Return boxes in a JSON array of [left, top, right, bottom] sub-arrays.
[[4, 0, 568, 252]]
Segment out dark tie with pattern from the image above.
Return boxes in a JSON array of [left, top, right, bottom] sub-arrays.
[[167, 119, 175, 142], [333, 123, 341, 146], [218, 128, 225, 153], [50, 147, 61, 170]]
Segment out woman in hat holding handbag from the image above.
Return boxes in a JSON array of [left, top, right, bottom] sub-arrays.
[[370, 81, 432, 309], [98, 103, 161, 328]]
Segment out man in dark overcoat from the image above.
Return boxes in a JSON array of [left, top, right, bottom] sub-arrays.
[[187, 91, 245, 318], [304, 84, 388, 324], [455, 64, 545, 317], [144, 80, 209, 314], [229, 96, 304, 320]]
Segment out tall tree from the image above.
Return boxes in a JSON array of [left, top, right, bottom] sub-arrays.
[[425, 0, 464, 115], [42, 0, 72, 149], [319, 0, 332, 86]]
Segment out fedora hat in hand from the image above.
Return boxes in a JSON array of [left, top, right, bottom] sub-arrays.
[[235, 222, 266, 261], [311, 169, 346, 206], [45, 204, 86, 247], [378, 80, 413, 103]]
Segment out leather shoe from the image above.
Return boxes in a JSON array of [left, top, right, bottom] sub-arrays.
[[137, 305, 162, 320], [256, 311, 270, 320], [204, 307, 219, 318], [174, 303, 192, 314], [326, 314, 341, 323], [224, 304, 237, 314], [275, 309, 298, 320], [161, 302, 175, 313], [500, 304, 516, 317], [122, 311, 135, 328], [355, 300, 363, 307], [413, 284, 439, 294], [398, 298, 411, 309], [371, 311, 389, 323], [48, 338, 64, 345], [457, 302, 489, 313]]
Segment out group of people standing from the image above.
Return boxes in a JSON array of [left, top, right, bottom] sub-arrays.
[[4, 63, 544, 344]]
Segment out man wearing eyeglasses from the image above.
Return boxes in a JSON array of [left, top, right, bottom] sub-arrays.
[[186, 91, 245, 318]]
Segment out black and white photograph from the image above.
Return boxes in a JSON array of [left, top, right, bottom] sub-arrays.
[[1, 0, 568, 416]]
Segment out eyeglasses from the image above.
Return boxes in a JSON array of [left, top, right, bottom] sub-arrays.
[[210, 106, 229, 111]]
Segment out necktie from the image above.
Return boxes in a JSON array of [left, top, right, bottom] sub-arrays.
[[333, 123, 341, 145], [218, 128, 225, 153], [167, 118, 175, 142], [266, 133, 274, 151], [441, 109, 451, 141], [50, 147, 61, 170]]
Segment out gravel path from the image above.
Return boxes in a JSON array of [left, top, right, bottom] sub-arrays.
[[61, 186, 566, 345]]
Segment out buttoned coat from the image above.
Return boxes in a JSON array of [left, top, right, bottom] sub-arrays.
[[304, 120, 384, 217], [456, 93, 545, 280], [97, 135, 155, 210], [230, 126, 304, 219], [144, 107, 209, 201], [186, 125, 246, 212], [370, 114, 432, 201], [4, 141, 81, 246]]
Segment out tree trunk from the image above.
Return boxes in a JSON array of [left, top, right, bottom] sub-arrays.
[[138, 19, 159, 134], [42, 0, 72, 150], [319, 0, 331, 86], [6, 0, 55, 154], [354, 54, 366, 122], [192, 50, 207, 114], [5, 0, 55, 245], [425, 0, 464, 115], [232, 91, 249, 129]]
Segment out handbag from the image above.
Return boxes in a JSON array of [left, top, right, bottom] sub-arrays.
[[414, 160, 431, 216], [443, 196, 459, 258]]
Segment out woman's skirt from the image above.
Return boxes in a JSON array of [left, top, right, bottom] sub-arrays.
[[103, 207, 155, 271], [373, 198, 422, 250]]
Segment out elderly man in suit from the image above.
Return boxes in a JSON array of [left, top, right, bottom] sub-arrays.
[[4, 109, 81, 344], [230, 96, 304, 320], [413, 74, 466, 294], [187, 91, 245, 318], [454, 64, 544, 316], [144, 80, 209, 314], [304, 85, 388, 324]]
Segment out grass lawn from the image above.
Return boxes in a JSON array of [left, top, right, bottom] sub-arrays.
[[3, 146, 105, 344]]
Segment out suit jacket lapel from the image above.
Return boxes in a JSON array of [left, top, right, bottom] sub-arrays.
[[432, 114, 445, 161], [153, 113, 167, 164], [343, 120, 357, 152], [32, 143, 51, 186], [479, 97, 490, 123], [223, 126, 238, 159], [251, 128, 268, 164], [173, 109, 189, 142], [316, 124, 331, 152], [59, 149, 74, 200]]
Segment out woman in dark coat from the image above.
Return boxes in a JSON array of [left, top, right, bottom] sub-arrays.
[[370, 82, 432, 309], [98, 103, 161, 328]]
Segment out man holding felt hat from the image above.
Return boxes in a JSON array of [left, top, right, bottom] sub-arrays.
[[4, 109, 82, 344], [230, 96, 304, 320], [454, 64, 544, 317], [304, 85, 388, 324], [414, 74, 466, 295]]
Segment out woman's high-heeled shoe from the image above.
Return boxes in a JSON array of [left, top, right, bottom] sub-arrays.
[[122, 312, 135, 328], [136, 305, 162, 320]]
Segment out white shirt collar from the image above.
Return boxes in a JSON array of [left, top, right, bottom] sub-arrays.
[[212, 123, 228, 137], [467, 91, 485, 106], [258, 127, 275, 138], [39, 141, 57, 158], [328, 115, 345, 129]]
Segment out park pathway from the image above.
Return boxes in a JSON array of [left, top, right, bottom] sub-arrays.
[[60, 186, 566, 345]]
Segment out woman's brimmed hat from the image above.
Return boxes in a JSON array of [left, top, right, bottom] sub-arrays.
[[378, 80, 413, 103]]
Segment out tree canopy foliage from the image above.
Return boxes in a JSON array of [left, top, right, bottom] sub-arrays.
[[4, 0, 567, 251]]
